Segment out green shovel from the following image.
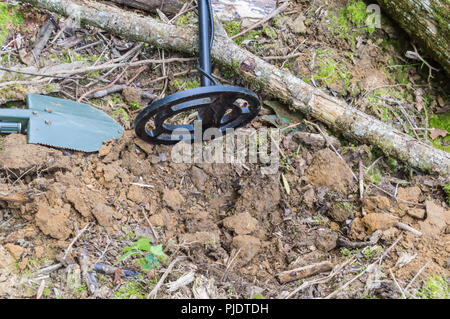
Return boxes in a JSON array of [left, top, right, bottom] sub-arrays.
[[0, 94, 123, 152]]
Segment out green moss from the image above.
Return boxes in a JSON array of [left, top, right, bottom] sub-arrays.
[[221, 60, 240, 79], [328, 1, 375, 49], [429, 112, 450, 152], [172, 78, 200, 91], [416, 275, 449, 299], [444, 184, 450, 205], [113, 107, 129, 121], [346, 0, 368, 26], [129, 101, 142, 110], [223, 21, 261, 45], [368, 167, 382, 184], [176, 11, 194, 26], [313, 52, 351, 95], [263, 26, 277, 39], [114, 280, 146, 299], [0, 3, 24, 45], [224, 20, 240, 37], [251, 293, 265, 299], [43, 287, 51, 297]]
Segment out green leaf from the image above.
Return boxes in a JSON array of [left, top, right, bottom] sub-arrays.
[[114, 250, 139, 266], [113, 237, 153, 266], [134, 237, 152, 251], [137, 254, 160, 271], [149, 244, 167, 264]]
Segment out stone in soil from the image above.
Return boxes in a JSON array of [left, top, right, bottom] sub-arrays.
[[181, 231, 220, 245], [35, 204, 73, 240], [397, 186, 422, 207], [418, 201, 447, 237], [231, 235, 261, 266], [122, 87, 142, 105], [328, 202, 354, 222], [302, 187, 315, 209], [361, 213, 397, 233], [223, 212, 258, 235], [406, 208, 426, 219], [290, 14, 306, 34], [92, 203, 116, 228], [4, 244, 24, 260], [191, 166, 209, 191], [134, 138, 153, 155], [65, 186, 105, 217], [162, 188, 185, 211], [127, 184, 148, 203], [363, 195, 392, 213], [0, 134, 70, 173], [98, 144, 112, 157], [314, 228, 338, 252], [350, 217, 366, 240], [305, 148, 355, 194]]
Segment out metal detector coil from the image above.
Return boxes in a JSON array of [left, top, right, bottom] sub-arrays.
[[134, 0, 261, 145]]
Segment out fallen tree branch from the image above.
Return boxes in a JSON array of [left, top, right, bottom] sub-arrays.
[[19, 0, 450, 176]]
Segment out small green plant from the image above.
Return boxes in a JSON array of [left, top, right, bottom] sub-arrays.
[[43, 287, 51, 297], [362, 246, 383, 259], [251, 293, 264, 299], [367, 167, 382, 185], [340, 247, 354, 257], [73, 284, 88, 298], [112, 107, 129, 121], [129, 101, 142, 110], [416, 275, 449, 299], [115, 237, 167, 272]]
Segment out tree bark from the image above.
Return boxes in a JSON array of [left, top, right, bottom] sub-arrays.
[[18, 0, 450, 177], [377, 0, 450, 74], [107, 0, 187, 15]]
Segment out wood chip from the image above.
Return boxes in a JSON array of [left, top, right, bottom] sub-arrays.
[[276, 261, 333, 284], [0, 193, 29, 203]]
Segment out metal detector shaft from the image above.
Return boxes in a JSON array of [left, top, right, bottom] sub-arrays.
[[198, 0, 212, 87]]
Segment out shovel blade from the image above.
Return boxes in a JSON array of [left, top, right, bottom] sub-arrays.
[[26, 94, 124, 152]]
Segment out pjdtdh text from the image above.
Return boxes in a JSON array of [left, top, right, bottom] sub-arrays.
[[225, 304, 269, 316]]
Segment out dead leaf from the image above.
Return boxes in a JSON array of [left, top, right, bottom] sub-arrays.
[[415, 89, 424, 112], [429, 129, 448, 140]]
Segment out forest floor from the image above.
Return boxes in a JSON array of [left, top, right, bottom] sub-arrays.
[[0, 0, 449, 299]]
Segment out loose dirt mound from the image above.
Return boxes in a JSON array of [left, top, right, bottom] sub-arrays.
[[1, 128, 448, 298]]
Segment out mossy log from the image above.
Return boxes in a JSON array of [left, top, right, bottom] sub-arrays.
[[377, 0, 450, 74], [19, 0, 450, 176]]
